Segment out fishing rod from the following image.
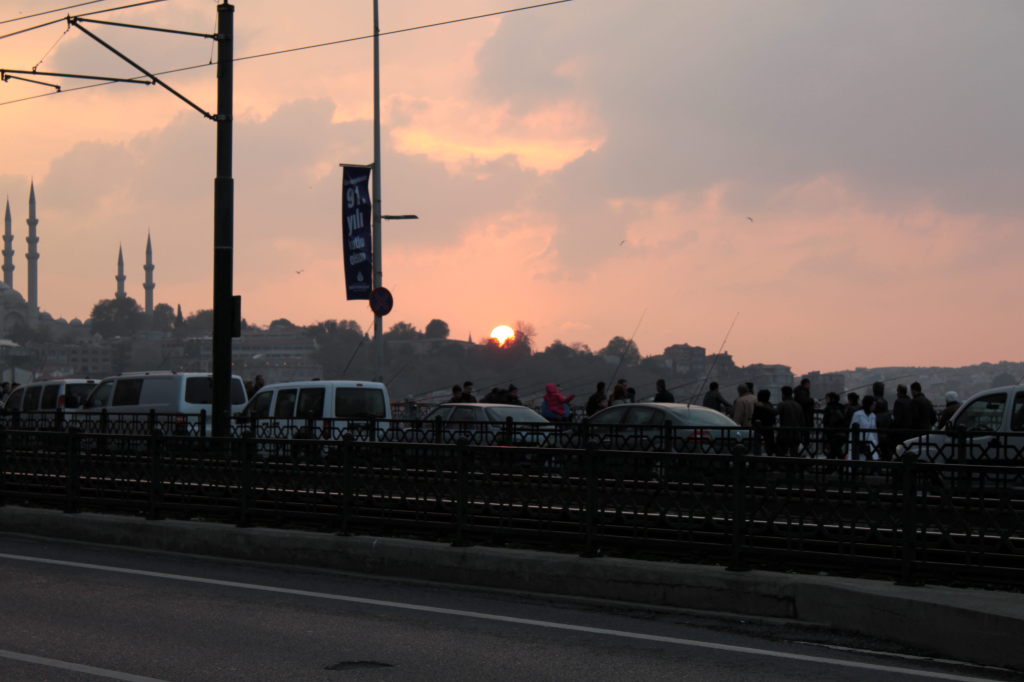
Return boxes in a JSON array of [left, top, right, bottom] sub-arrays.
[[689, 312, 739, 404], [606, 307, 647, 391]]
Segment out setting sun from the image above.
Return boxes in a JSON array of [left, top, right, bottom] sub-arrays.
[[490, 325, 516, 347]]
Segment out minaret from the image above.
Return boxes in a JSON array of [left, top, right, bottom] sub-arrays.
[[25, 182, 39, 313], [116, 245, 126, 299], [2, 198, 13, 289], [143, 232, 154, 315]]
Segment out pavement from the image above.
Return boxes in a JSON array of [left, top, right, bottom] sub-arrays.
[[1, 505, 1022, 673]]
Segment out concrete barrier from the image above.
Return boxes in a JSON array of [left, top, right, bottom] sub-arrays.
[[1, 506, 1021, 671]]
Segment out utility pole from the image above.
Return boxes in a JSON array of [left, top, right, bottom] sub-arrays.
[[371, 0, 384, 380], [211, 1, 235, 438]]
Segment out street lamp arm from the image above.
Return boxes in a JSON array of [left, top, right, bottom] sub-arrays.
[[69, 17, 215, 119]]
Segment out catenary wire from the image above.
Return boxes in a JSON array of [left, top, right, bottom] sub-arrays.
[[0, 0, 167, 41], [0, 0, 109, 27], [0, 0, 574, 107]]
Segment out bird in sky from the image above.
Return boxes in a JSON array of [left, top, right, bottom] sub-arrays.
[[295, 269, 304, 275], [746, 217, 754, 223], [619, 239, 626, 246]]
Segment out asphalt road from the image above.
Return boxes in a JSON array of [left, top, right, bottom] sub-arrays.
[[0, 534, 1017, 682]]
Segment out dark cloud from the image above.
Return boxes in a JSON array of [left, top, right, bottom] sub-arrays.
[[475, 0, 1024, 216]]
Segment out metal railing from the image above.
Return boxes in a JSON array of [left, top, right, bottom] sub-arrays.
[[0, 425, 1021, 588]]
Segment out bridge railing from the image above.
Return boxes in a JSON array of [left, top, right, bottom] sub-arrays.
[[0, 425, 1021, 588]]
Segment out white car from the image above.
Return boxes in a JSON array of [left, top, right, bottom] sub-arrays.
[[896, 385, 1024, 464], [411, 402, 556, 446]]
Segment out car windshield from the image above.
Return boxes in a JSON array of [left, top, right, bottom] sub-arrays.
[[665, 405, 739, 428], [485, 406, 549, 423]]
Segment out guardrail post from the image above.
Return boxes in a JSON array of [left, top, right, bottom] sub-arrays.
[[368, 416, 377, 443], [452, 438, 471, 547], [237, 431, 253, 528], [727, 443, 749, 571], [896, 451, 921, 586], [338, 433, 354, 535], [954, 426, 969, 492], [64, 428, 80, 514], [146, 422, 162, 521], [433, 416, 443, 443], [0, 426, 7, 508], [54, 408, 64, 432], [580, 440, 600, 557], [199, 409, 207, 438]]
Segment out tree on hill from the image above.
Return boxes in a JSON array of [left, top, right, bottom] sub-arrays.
[[180, 309, 213, 336], [385, 321, 421, 340], [89, 297, 145, 338], [151, 303, 176, 332], [424, 318, 450, 339], [600, 336, 641, 366]]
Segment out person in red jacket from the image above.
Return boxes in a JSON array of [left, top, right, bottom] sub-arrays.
[[542, 383, 575, 422]]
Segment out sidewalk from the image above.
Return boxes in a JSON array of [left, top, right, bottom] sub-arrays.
[[1, 505, 1021, 671]]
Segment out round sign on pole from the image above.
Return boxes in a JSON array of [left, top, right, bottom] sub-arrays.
[[369, 287, 394, 316]]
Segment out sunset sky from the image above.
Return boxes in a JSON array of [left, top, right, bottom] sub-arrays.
[[0, 0, 1020, 374]]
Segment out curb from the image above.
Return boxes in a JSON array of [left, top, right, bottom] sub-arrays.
[[1, 506, 1021, 671]]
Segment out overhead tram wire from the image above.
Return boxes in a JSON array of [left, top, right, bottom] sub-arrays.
[[0, 0, 111, 26], [0, 0, 575, 107], [0, 0, 167, 41]]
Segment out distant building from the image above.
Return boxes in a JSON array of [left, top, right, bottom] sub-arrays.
[[663, 343, 707, 376]]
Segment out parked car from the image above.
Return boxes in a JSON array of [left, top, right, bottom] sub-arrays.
[[410, 402, 556, 446], [78, 371, 248, 435], [3, 378, 97, 414], [237, 379, 391, 442], [584, 402, 751, 453], [896, 385, 1024, 464]]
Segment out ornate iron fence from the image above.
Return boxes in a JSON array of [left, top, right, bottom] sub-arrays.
[[1, 425, 1021, 587]]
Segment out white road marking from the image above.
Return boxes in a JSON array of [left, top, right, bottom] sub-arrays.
[[0, 648, 168, 682], [0, 551, 999, 682]]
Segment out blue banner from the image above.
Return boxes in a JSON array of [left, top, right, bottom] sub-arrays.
[[341, 166, 373, 300]]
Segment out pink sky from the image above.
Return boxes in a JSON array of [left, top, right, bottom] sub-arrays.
[[0, 0, 1021, 374]]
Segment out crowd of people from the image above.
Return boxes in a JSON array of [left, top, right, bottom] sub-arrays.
[[697, 379, 956, 460], [440, 376, 963, 459]]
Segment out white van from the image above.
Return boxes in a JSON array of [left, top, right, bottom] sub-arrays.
[[80, 371, 248, 435], [238, 379, 391, 441], [4, 378, 97, 413]]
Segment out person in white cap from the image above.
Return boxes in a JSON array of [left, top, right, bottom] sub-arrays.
[[937, 391, 961, 429]]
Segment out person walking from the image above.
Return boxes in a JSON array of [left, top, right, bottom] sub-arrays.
[[848, 395, 879, 461], [459, 381, 478, 403], [892, 384, 912, 441], [776, 386, 805, 457], [608, 383, 630, 406], [654, 379, 675, 403], [541, 383, 575, 422], [871, 381, 893, 459], [821, 392, 847, 459], [585, 382, 607, 416], [909, 381, 936, 437], [937, 391, 960, 429], [795, 378, 815, 428], [702, 381, 731, 415], [752, 389, 777, 455], [732, 383, 756, 427]]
